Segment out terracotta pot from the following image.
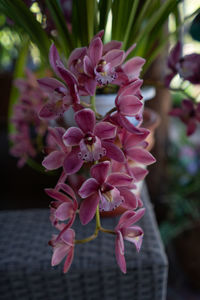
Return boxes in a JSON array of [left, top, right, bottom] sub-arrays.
[[142, 107, 161, 151]]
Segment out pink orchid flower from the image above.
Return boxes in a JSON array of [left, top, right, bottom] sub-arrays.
[[68, 31, 125, 94], [170, 99, 200, 136], [38, 44, 80, 119], [49, 229, 75, 273], [42, 127, 70, 171], [114, 51, 146, 86], [119, 129, 156, 166], [165, 41, 200, 87], [46, 183, 78, 232], [115, 208, 145, 273], [62, 108, 125, 174], [78, 161, 133, 225]]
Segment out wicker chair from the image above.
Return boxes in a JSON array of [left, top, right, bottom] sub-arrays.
[[0, 184, 168, 300]]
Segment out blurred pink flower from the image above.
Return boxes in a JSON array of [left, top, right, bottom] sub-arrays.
[[165, 41, 200, 87], [170, 99, 200, 136]]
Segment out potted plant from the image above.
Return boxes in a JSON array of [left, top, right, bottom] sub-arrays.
[[0, 0, 187, 273]]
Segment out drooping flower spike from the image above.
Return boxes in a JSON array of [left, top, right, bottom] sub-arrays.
[[23, 31, 157, 275]]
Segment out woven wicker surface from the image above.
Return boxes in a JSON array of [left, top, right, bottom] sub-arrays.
[[0, 184, 168, 300]]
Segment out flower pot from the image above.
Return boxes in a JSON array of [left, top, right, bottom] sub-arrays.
[[142, 107, 161, 151]]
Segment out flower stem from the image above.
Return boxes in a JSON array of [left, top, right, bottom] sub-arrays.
[[100, 227, 115, 235], [90, 95, 96, 112], [75, 233, 98, 244], [95, 204, 101, 232]]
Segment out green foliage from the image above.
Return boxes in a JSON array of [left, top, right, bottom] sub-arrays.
[[0, 0, 182, 71], [0, 0, 50, 61], [160, 141, 200, 245]]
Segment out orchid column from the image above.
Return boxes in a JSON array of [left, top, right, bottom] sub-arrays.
[[38, 31, 155, 274]]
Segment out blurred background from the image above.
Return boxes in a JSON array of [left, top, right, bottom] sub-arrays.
[[0, 0, 200, 299]]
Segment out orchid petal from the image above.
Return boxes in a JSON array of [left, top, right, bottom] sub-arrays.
[[88, 37, 103, 66], [122, 130, 149, 149], [58, 183, 76, 200], [83, 55, 94, 76], [49, 44, 65, 77], [117, 114, 144, 134], [57, 66, 78, 87], [107, 173, 133, 187], [123, 57, 145, 79], [104, 50, 124, 68], [42, 150, 65, 170], [118, 208, 146, 229], [79, 193, 100, 225], [84, 78, 96, 96], [94, 122, 116, 140], [79, 178, 99, 198], [63, 127, 84, 146], [68, 47, 87, 68], [118, 188, 138, 210], [103, 41, 122, 54], [102, 141, 125, 162], [63, 247, 74, 273], [55, 202, 74, 221], [51, 244, 70, 266], [45, 188, 71, 203], [115, 232, 126, 274], [123, 226, 144, 252], [63, 148, 83, 174], [75, 109, 95, 133], [117, 95, 143, 116], [126, 148, 156, 165], [131, 166, 148, 182], [90, 161, 110, 184], [38, 77, 66, 93]]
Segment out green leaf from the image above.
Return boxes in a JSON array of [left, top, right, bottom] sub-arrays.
[[72, 0, 88, 46], [98, 0, 112, 34], [189, 12, 200, 42], [122, 0, 139, 50], [8, 37, 29, 134], [0, 0, 50, 60], [45, 0, 73, 56]]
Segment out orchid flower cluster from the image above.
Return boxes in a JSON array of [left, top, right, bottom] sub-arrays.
[[11, 31, 156, 273], [10, 69, 48, 167], [166, 42, 200, 136]]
